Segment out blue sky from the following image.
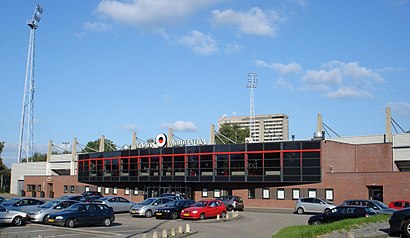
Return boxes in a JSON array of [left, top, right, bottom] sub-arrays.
[[1, 0, 410, 167]]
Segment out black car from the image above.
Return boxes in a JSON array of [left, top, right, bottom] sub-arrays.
[[57, 195, 83, 201], [80, 195, 103, 203], [155, 200, 196, 219], [47, 203, 115, 228], [308, 206, 377, 225], [81, 191, 102, 197], [389, 207, 410, 237]]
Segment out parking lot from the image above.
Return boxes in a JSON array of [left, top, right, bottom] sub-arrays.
[[0, 210, 309, 238]]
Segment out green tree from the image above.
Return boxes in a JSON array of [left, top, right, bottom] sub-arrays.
[[0, 142, 11, 193], [216, 123, 250, 144], [81, 138, 117, 153], [21, 152, 47, 162]]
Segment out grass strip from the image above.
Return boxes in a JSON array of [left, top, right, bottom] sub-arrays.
[[272, 214, 390, 238]]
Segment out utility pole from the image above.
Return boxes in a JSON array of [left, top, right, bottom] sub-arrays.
[[18, 5, 44, 163], [247, 73, 257, 142]]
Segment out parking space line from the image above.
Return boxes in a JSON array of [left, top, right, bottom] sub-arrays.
[[30, 223, 123, 236]]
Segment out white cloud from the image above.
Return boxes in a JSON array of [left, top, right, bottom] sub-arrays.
[[97, 0, 217, 28], [211, 7, 281, 36], [225, 42, 244, 54], [161, 121, 198, 132], [274, 78, 295, 90], [254, 60, 302, 74], [389, 102, 410, 117], [179, 31, 218, 55], [83, 21, 112, 32], [117, 124, 140, 131], [300, 61, 384, 99]]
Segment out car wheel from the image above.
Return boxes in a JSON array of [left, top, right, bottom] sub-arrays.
[[220, 211, 226, 219], [199, 213, 205, 220], [297, 207, 304, 215], [66, 218, 76, 228], [12, 216, 25, 226], [43, 214, 50, 224], [171, 212, 178, 219], [145, 210, 153, 218], [312, 220, 321, 225], [324, 208, 330, 213], [103, 218, 112, 227], [402, 219, 410, 237], [227, 205, 234, 211]]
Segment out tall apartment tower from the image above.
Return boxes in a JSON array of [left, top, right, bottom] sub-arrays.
[[218, 114, 289, 142]]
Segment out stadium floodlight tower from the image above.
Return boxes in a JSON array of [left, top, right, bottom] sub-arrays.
[[247, 73, 257, 142], [18, 4, 44, 163]]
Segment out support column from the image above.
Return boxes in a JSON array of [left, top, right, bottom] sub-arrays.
[[131, 131, 137, 149], [386, 107, 392, 143], [71, 137, 77, 175], [317, 113, 323, 135], [99, 135, 105, 152], [46, 140, 52, 175], [167, 128, 173, 147], [210, 124, 215, 145]]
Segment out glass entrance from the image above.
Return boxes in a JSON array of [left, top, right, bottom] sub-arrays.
[[368, 186, 383, 202], [143, 185, 192, 199]]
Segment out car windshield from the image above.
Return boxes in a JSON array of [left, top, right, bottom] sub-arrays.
[[218, 196, 231, 201], [98, 197, 109, 201], [2, 198, 20, 206], [39, 200, 60, 208], [373, 200, 389, 209], [140, 198, 156, 205], [193, 201, 208, 207]]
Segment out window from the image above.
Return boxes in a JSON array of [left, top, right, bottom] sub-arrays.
[[113, 187, 118, 195], [202, 188, 208, 198], [134, 187, 139, 195], [325, 189, 334, 201], [214, 189, 221, 198], [63, 185, 68, 193], [70, 186, 75, 193], [277, 189, 285, 200], [308, 189, 317, 198], [125, 187, 130, 195], [248, 188, 255, 199], [85, 186, 90, 192], [27, 184, 35, 192], [104, 187, 110, 195], [97, 186, 102, 193], [263, 188, 270, 199], [292, 189, 300, 200]]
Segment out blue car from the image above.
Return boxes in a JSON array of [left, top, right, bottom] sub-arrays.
[[47, 203, 115, 228]]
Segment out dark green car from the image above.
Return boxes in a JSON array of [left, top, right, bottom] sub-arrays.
[[47, 203, 115, 228]]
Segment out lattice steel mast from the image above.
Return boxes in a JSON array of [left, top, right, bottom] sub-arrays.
[[247, 73, 257, 142], [18, 5, 43, 163]]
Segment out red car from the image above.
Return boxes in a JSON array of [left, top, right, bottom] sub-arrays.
[[180, 199, 227, 220], [388, 200, 410, 210]]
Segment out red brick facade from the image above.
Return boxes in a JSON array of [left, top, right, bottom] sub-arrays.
[[23, 140, 410, 209]]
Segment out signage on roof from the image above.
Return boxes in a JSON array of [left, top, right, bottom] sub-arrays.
[[136, 134, 207, 149]]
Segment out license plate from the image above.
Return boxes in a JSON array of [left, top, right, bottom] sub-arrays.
[[183, 214, 190, 217], [156, 212, 162, 216], [48, 219, 55, 223]]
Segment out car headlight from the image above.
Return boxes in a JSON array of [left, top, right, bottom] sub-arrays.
[[192, 210, 198, 214], [56, 216, 64, 220], [163, 210, 170, 213]]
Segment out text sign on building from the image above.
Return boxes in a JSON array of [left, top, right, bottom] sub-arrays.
[[136, 133, 207, 148]]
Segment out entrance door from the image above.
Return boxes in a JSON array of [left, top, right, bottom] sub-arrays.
[[368, 186, 383, 202]]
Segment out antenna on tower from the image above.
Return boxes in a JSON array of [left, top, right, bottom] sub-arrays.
[[18, 4, 44, 163], [247, 73, 257, 143]]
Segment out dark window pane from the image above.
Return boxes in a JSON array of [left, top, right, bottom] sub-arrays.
[[230, 144, 245, 152], [302, 141, 321, 149], [247, 143, 263, 151], [174, 147, 185, 154], [283, 142, 300, 150], [302, 159, 320, 167], [264, 143, 281, 150], [215, 144, 229, 152], [200, 145, 214, 153], [151, 148, 160, 155], [162, 147, 173, 154], [302, 152, 320, 159], [187, 146, 199, 154], [140, 149, 149, 156]]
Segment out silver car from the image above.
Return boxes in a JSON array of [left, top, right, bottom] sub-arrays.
[[27, 200, 78, 223], [0, 204, 27, 226], [341, 199, 396, 215], [130, 197, 175, 218], [97, 196, 135, 213], [2, 198, 45, 213], [295, 197, 336, 214]]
